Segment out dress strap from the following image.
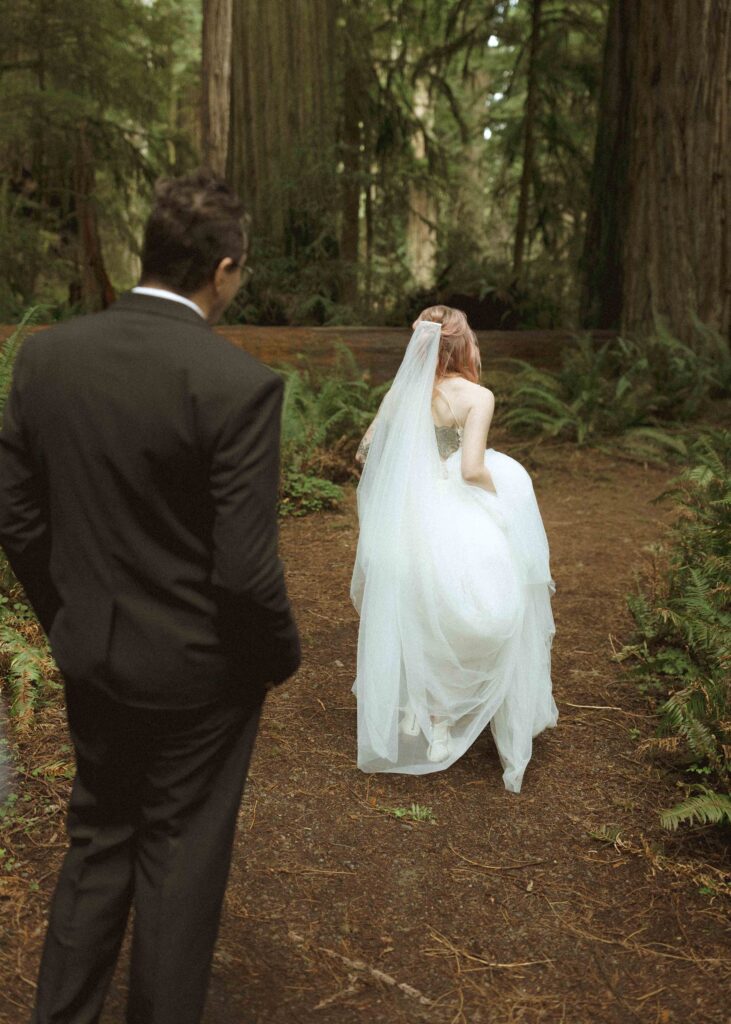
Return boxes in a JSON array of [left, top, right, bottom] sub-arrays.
[[435, 387, 463, 430]]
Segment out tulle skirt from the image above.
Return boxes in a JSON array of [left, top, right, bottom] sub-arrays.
[[353, 448, 557, 793]]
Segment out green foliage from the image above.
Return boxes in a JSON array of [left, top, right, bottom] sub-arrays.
[[660, 788, 731, 831], [500, 325, 730, 459], [0, 0, 200, 316], [475, 0, 607, 319], [279, 474, 344, 519], [619, 431, 731, 831], [382, 803, 436, 824], [0, 309, 43, 423], [0, 0, 609, 326], [280, 346, 387, 464], [0, 616, 59, 731], [0, 311, 60, 729], [278, 345, 387, 513]]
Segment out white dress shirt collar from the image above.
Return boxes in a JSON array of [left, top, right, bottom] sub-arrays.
[[131, 286, 205, 319]]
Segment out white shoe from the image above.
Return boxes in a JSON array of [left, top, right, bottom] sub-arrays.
[[427, 721, 452, 762], [400, 707, 421, 737]]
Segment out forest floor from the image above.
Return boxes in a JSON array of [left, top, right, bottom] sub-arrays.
[[1, 440, 729, 1024]]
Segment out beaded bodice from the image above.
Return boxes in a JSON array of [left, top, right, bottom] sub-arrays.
[[356, 386, 463, 465], [433, 385, 463, 460], [435, 424, 462, 460]]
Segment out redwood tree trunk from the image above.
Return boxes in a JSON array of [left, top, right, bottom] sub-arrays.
[[512, 0, 543, 282], [228, 0, 337, 251], [201, 0, 232, 176], [73, 123, 115, 312], [582, 0, 731, 342], [579, 0, 630, 329], [406, 77, 437, 290], [340, 52, 361, 305]]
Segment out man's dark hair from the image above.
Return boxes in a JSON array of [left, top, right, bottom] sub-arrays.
[[140, 172, 247, 294]]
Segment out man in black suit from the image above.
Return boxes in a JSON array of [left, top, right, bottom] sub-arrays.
[[0, 173, 300, 1024]]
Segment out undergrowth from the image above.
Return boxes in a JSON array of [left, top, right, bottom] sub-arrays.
[[618, 431, 731, 831], [499, 323, 731, 461], [0, 311, 60, 732], [278, 344, 387, 516]]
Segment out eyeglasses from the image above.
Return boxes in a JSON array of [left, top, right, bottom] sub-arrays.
[[237, 261, 253, 286]]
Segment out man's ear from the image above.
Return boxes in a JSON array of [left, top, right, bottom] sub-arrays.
[[213, 257, 236, 291]]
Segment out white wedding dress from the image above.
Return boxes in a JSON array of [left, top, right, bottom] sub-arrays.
[[351, 321, 557, 793]]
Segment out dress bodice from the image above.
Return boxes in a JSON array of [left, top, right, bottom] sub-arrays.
[[433, 386, 463, 460], [435, 424, 462, 460]]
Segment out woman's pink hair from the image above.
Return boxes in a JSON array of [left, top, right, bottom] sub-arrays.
[[413, 305, 481, 383]]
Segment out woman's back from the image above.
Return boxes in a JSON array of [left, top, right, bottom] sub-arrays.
[[431, 375, 483, 428], [432, 376, 496, 490]]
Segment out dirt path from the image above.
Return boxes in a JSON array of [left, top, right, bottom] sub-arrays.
[[2, 447, 729, 1024], [139, 448, 731, 1022]]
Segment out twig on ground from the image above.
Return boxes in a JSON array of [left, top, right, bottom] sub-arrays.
[[449, 844, 545, 872], [426, 929, 553, 971], [288, 931, 436, 1007], [313, 974, 361, 1010], [561, 702, 650, 718]]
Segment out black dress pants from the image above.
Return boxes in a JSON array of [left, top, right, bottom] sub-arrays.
[[31, 680, 264, 1024]]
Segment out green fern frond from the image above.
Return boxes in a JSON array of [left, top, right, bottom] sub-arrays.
[[660, 788, 731, 831]]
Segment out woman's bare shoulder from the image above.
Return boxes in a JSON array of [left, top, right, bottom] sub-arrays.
[[445, 378, 494, 407]]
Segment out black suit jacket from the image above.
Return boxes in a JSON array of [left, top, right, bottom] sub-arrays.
[[0, 293, 300, 707]]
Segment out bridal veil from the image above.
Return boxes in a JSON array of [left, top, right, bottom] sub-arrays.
[[351, 321, 557, 792]]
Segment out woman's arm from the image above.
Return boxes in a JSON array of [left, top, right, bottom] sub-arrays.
[[356, 388, 394, 465], [355, 417, 377, 464], [460, 389, 496, 493]]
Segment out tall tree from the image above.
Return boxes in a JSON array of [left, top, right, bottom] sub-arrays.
[[579, 0, 630, 329], [228, 0, 337, 251], [0, 0, 197, 315], [339, 0, 366, 306], [511, 0, 543, 281], [73, 122, 115, 310], [201, 0, 232, 175], [407, 77, 437, 289], [474, 0, 606, 322], [582, 0, 731, 341]]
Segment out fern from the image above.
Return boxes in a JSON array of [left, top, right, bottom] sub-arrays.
[[277, 346, 386, 513], [0, 307, 43, 424], [500, 324, 730, 456], [620, 431, 731, 831], [0, 623, 59, 732], [660, 788, 731, 831]]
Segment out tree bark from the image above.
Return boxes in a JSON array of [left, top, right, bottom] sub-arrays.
[[340, 40, 362, 305], [201, 0, 232, 176], [228, 0, 337, 250], [406, 77, 437, 290], [582, 0, 731, 342], [579, 0, 630, 329], [73, 123, 115, 312], [512, 0, 543, 282]]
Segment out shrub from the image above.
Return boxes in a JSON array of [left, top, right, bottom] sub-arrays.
[[277, 345, 387, 513], [279, 473, 343, 518], [499, 323, 731, 460], [618, 431, 731, 830], [0, 310, 59, 730]]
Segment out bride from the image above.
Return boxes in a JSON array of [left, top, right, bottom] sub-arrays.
[[351, 305, 557, 793]]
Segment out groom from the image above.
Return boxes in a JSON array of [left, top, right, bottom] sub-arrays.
[[0, 173, 300, 1023]]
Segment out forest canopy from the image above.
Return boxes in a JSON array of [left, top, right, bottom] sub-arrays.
[[0, 0, 728, 343]]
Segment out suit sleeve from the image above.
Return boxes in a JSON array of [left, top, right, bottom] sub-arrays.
[[0, 347, 60, 634], [209, 373, 300, 685]]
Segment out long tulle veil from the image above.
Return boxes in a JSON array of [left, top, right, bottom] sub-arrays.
[[350, 319, 557, 789], [350, 320, 443, 761]]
